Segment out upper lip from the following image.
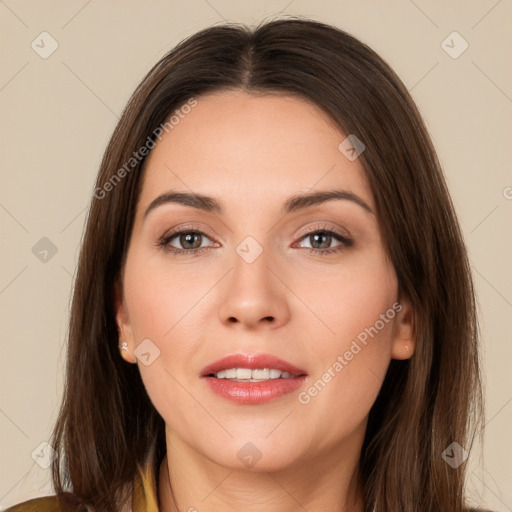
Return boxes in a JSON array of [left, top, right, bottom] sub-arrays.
[[201, 353, 308, 377]]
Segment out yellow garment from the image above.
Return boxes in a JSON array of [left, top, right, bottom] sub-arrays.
[[4, 459, 159, 512]]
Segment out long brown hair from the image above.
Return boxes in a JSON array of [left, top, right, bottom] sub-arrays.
[[49, 16, 483, 511]]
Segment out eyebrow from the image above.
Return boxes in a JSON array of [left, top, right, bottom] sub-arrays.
[[143, 188, 374, 220]]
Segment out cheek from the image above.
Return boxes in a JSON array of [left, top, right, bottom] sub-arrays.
[[295, 249, 398, 345], [123, 251, 213, 340], [124, 263, 202, 433], [294, 255, 397, 425], [122, 251, 218, 417], [295, 314, 396, 452]]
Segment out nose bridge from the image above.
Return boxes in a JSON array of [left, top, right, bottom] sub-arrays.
[[218, 234, 290, 328]]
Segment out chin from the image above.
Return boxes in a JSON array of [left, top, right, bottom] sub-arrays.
[[196, 434, 303, 473]]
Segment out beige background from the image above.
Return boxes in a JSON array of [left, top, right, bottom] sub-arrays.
[[1, 0, 511, 510]]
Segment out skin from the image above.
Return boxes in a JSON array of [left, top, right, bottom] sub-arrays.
[[115, 90, 415, 512]]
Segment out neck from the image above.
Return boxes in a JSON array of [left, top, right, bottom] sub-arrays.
[[158, 430, 365, 512]]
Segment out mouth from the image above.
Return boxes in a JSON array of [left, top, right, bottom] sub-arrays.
[[200, 353, 308, 404], [208, 367, 299, 381], [201, 353, 307, 380]]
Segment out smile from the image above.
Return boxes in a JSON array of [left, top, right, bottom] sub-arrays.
[[210, 368, 297, 381]]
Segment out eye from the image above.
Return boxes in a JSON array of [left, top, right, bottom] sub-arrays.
[[157, 227, 218, 255], [156, 225, 353, 257], [294, 226, 353, 255]]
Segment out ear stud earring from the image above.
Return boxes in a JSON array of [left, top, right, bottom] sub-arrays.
[[120, 341, 128, 351]]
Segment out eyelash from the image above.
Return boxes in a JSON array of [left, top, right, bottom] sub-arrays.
[[156, 224, 353, 257]]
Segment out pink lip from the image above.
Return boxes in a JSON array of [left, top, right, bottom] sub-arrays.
[[200, 353, 307, 377], [200, 353, 308, 405]]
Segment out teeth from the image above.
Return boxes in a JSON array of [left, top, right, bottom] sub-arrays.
[[212, 368, 296, 381], [237, 368, 252, 379], [269, 369, 281, 379]]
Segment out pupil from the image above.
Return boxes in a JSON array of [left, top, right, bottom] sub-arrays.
[[181, 233, 201, 249], [312, 233, 330, 249]]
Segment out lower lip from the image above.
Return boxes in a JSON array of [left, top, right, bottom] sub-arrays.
[[203, 376, 307, 404]]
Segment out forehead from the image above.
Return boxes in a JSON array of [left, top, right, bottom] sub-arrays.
[[137, 91, 373, 215]]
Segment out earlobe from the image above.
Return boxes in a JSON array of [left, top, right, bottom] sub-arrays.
[[390, 298, 416, 360], [114, 280, 137, 364]]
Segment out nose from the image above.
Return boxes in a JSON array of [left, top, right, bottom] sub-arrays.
[[218, 246, 291, 331]]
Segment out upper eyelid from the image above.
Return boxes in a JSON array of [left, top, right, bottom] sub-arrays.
[[165, 224, 218, 241], [295, 223, 351, 239]]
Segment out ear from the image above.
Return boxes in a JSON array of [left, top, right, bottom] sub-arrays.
[[114, 279, 137, 364], [390, 297, 416, 360]]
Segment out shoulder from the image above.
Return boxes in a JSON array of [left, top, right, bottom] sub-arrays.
[[4, 496, 82, 512]]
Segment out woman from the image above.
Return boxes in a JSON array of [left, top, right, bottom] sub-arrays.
[[7, 17, 486, 512]]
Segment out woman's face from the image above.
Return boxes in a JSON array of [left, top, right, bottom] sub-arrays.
[[116, 90, 414, 472]]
